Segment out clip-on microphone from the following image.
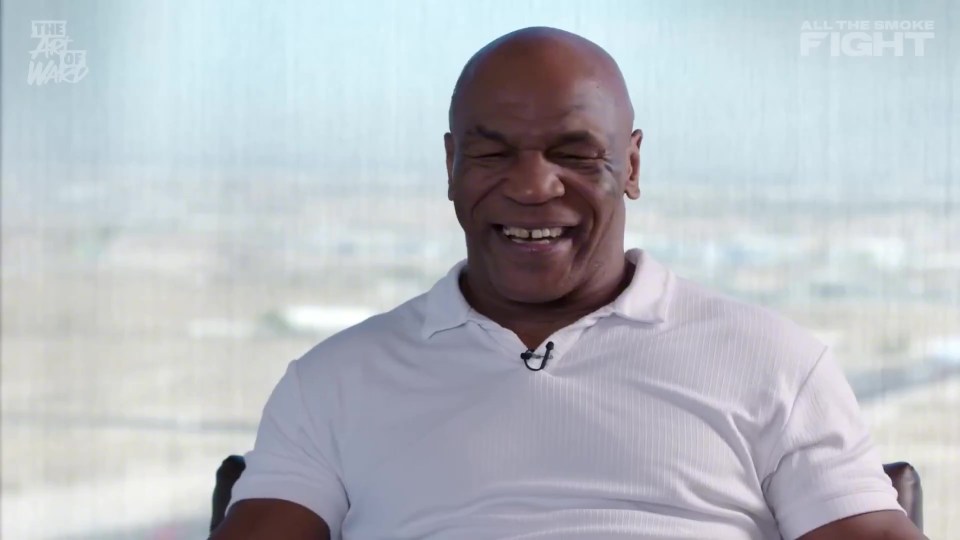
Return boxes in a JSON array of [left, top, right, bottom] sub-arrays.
[[521, 341, 554, 371]]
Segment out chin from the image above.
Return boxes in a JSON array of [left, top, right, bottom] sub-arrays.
[[492, 279, 566, 305]]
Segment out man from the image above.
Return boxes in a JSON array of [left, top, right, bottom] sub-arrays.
[[212, 27, 923, 539]]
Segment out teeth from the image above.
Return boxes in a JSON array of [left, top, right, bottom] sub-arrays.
[[503, 226, 530, 239], [511, 238, 551, 244], [502, 226, 565, 240]]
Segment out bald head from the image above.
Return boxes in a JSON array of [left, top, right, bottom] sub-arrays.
[[449, 27, 634, 131]]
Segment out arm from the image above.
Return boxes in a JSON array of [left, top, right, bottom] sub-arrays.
[[762, 347, 914, 540], [797, 510, 924, 540], [213, 359, 348, 539], [210, 499, 331, 540]]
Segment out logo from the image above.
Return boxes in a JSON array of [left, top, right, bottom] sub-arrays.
[[800, 20, 935, 57], [28, 20, 89, 85]]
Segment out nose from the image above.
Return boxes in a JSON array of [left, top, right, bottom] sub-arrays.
[[501, 150, 565, 205]]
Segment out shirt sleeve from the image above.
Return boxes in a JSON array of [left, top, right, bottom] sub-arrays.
[[227, 359, 349, 538], [761, 347, 904, 540]]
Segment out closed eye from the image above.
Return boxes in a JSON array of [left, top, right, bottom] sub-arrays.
[[469, 151, 512, 159], [549, 144, 604, 162]]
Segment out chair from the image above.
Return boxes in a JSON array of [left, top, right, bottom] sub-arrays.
[[209, 456, 923, 533], [211, 455, 247, 533], [883, 461, 923, 531]]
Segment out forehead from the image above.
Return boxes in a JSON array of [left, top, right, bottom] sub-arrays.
[[454, 75, 622, 145]]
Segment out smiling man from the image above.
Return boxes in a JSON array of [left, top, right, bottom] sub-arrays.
[[212, 27, 924, 540]]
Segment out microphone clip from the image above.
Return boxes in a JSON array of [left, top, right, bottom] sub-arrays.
[[521, 341, 554, 371]]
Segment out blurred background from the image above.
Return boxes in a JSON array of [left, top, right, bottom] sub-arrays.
[[2, 0, 957, 538]]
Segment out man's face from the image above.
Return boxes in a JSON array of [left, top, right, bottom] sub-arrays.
[[445, 71, 641, 304]]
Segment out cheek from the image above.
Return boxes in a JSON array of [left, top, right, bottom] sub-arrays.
[[598, 163, 626, 197], [570, 169, 621, 203], [566, 174, 624, 234], [451, 176, 491, 229], [601, 177, 623, 200]]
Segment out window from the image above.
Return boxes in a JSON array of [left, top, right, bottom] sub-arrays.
[[2, 1, 956, 538]]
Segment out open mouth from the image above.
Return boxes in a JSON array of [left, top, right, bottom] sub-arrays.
[[493, 224, 577, 244]]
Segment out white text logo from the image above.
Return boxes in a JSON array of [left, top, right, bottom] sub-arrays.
[[28, 20, 89, 85], [800, 20, 934, 57]]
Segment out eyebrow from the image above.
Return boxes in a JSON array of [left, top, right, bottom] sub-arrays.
[[464, 125, 604, 147], [464, 124, 512, 145], [548, 130, 604, 148]]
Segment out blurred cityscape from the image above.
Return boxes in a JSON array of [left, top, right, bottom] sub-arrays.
[[3, 0, 958, 535], [2, 164, 958, 538]]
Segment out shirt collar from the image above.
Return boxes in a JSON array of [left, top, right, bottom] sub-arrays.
[[421, 259, 473, 339], [420, 248, 675, 340]]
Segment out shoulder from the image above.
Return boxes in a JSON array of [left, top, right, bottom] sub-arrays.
[[666, 274, 828, 391], [293, 292, 431, 381]]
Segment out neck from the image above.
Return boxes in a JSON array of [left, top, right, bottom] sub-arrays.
[[460, 255, 635, 349]]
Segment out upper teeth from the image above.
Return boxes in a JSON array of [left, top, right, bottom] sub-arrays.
[[502, 226, 564, 239]]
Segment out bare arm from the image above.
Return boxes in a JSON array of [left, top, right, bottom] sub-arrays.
[[797, 510, 925, 540], [210, 499, 331, 540]]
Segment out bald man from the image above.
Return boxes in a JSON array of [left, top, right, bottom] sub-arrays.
[[212, 28, 923, 540]]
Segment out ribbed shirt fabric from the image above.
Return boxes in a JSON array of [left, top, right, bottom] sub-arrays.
[[230, 249, 902, 539]]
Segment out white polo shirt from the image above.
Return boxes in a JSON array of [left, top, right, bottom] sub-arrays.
[[230, 249, 902, 540]]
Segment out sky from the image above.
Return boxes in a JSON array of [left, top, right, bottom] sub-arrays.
[[2, 0, 957, 192]]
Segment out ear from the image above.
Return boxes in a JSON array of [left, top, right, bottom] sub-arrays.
[[444, 133, 455, 201], [624, 128, 643, 200]]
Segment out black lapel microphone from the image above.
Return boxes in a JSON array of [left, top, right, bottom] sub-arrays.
[[520, 341, 554, 371]]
